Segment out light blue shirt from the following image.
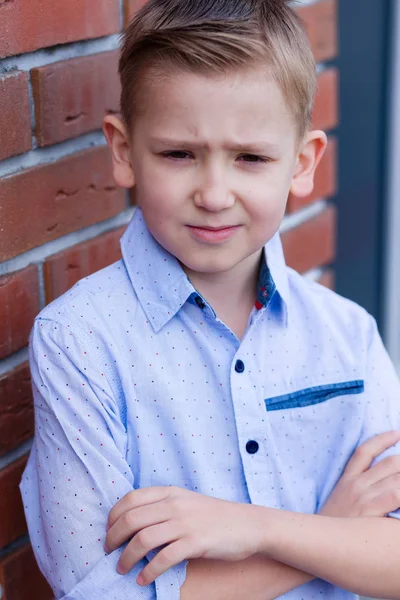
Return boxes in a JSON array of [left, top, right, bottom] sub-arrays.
[[20, 208, 400, 600]]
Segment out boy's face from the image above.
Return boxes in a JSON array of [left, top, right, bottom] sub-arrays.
[[105, 67, 326, 279]]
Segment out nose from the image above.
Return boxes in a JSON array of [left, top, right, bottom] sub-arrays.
[[193, 165, 235, 212]]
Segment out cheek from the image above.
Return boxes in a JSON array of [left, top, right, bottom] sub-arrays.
[[136, 180, 172, 215], [245, 181, 289, 241], [249, 181, 289, 220], [137, 166, 186, 211]]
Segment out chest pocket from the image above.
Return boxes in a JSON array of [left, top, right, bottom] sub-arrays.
[[265, 380, 365, 412]]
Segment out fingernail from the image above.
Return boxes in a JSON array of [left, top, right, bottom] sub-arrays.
[[137, 574, 145, 586], [106, 523, 110, 532], [104, 544, 111, 554]]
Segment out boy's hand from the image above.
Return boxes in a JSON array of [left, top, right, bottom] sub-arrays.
[[319, 430, 400, 518], [105, 431, 400, 586], [105, 485, 263, 586]]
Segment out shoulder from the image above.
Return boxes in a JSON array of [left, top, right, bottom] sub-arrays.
[[31, 260, 135, 390], [31, 259, 140, 367], [286, 267, 375, 352], [36, 259, 134, 330], [30, 263, 131, 423]]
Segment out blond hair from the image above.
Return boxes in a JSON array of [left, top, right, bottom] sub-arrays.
[[119, 0, 316, 138]]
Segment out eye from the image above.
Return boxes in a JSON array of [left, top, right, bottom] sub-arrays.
[[238, 154, 270, 164], [161, 151, 193, 161], [160, 151, 271, 164]]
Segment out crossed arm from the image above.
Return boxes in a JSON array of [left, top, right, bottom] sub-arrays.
[[180, 516, 400, 600], [104, 321, 400, 599], [25, 319, 400, 599], [181, 433, 400, 600], [105, 432, 400, 600], [182, 555, 313, 600]]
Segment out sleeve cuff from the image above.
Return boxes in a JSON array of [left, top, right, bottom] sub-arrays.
[[58, 547, 186, 600]]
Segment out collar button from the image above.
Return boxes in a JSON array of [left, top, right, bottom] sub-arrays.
[[195, 296, 206, 309]]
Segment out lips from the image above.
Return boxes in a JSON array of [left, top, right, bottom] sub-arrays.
[[186, 224, 241, 243], [188, 225, 237, 231]]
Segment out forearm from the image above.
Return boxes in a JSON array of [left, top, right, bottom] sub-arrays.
[[256, 508, 400, 599], [181, 555, 313, 600]]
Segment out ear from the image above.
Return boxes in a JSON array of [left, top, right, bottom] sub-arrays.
[[103, 115, 135, 189], [290, 130, 328, 198]]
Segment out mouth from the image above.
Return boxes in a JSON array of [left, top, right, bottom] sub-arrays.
[[186, 224, 241, 243], [189, 225, 238, 231]]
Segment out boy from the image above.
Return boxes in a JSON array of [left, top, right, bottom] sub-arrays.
[[20, 0, 400, 598]]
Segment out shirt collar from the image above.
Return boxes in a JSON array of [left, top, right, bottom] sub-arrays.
[[261, 226, 291, 324], [121, 208, 290, 331]]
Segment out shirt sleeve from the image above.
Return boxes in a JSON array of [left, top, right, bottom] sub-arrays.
[[358, 316, 400, 519], [20, 317, 187, 600]]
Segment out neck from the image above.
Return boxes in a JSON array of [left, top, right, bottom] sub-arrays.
[[182, 251, 263, 337]]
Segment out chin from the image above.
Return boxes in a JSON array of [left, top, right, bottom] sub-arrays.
[[179, 255, 239, 275]]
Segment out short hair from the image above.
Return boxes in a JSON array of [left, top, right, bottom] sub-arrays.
[[119, 0, 317, 139]]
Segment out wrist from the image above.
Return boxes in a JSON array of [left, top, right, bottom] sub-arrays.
[[249, 504, 276, 556]]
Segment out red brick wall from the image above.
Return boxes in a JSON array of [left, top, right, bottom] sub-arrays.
[[0, 1, 338, 597]]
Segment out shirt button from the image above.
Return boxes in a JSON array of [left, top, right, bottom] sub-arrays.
[[246, 440, 259, 454], [195, 296, 205, 309], [235, 359, 245, 373]]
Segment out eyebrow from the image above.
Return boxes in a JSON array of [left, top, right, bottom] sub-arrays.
[[150, 137, 281, 153]]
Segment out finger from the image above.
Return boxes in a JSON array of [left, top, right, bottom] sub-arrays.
[[137, 539, 191, 586], [361, 454, 400, 487], [364, 487, 400, 517], [106, 502, 170, 552], [117, 521, 180, 576], [344, 431, 400, 477], [107, 486, 171, 529], [370, 472, 400, 497]]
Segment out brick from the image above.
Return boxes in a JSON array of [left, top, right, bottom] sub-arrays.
[[0, 266, 40, 360], [297, 0, 337, 63], [0, 364, 34, 457], [44, 226, 126, 302], [318, 268, 335, 290], [0, 147, 126, 262], [0, 544, 53, 600], [0, 72, 32, 160], [32, 51, 121, 147], [287, 137, 337, 213], [282, 205, 336, 273], [312, 69, 339, 132], [0, 0, 120, 59], [0, 455, 28, 547], [124, 0, 148, 25]]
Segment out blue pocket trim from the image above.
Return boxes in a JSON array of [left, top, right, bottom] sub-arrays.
[[265, 380, 365, 412]]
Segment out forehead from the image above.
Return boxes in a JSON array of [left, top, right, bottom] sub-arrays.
[[132, 66, 297, 146]]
